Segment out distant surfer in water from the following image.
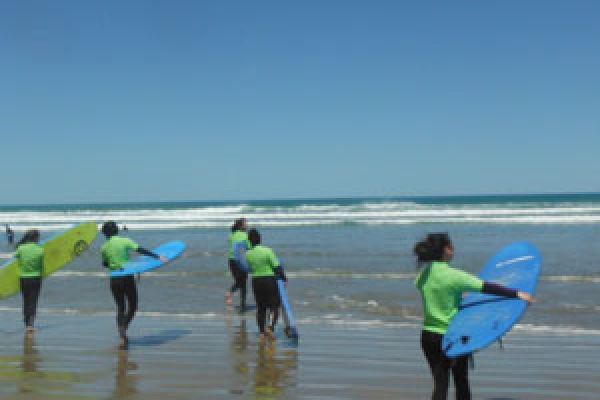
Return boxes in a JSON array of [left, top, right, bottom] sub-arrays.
[[244, 228, 287, 341], [15, 229, 44, 336], [226, 218, 251, 310], [101, 221, 167, 348], [414, 233, 533, 400], [5, 224, 14, 245]]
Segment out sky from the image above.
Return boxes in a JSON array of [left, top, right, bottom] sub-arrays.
[[1, 0, 599, 204]]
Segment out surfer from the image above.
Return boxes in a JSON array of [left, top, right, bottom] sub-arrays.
[[101, 221, 167, 348], [6, 224, 14, 245], [414, 233, 533, 400], [244, 228, 287, 341], [15, 229, 44, 336], [226, 218, 251, 310]]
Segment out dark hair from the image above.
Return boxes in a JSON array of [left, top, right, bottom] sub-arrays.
[[248, 228, 261, 246], [17, 229, 40, 246], [102, 221, 119, 238], [231, 218, 247, 233], [413, 233, 452, 264]]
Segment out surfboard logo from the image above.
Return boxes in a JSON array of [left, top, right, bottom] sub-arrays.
[[495, 255, 534, 268], [73, 240, 89, 256]]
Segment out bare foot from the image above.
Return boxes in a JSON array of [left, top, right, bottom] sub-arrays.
[[225, 292, 233, 306]]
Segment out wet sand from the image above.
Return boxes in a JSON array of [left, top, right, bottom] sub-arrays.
[[0, 311, 598, 399]]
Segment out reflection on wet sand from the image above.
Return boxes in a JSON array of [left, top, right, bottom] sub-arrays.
[[111, 349, 139, 399], [227, 315, 298, 399], [19, 335, 40, 393], [253, 341, 297, 400]]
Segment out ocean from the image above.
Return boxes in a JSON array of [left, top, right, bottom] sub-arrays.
[[1, 193, 600, 334]]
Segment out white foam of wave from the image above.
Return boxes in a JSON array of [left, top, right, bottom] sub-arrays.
[[543, 275, 600, 283], [2, 201, 600, 230], [513, 323, 600, 336], [0, 252, 13, 259], [288, 271, 417, 280]]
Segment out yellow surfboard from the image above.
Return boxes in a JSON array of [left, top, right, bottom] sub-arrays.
[[0, 222, 98, 299]]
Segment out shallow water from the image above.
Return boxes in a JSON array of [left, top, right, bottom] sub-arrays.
[[1, 195, 599, 335]]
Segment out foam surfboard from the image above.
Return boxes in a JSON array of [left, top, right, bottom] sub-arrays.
[[110, 241, 186, 277], [442, 242, 541, 358], [0, 222, 98, 299], [278, 280, 298, 340]]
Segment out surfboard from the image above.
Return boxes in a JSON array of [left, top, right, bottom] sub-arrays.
[[442, 242, 541, 358], [278, 279, 299, 341], [0, 222, 98, 299], [110, 241, 186, 277]]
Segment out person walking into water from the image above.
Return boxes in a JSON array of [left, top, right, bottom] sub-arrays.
[[414, 233, 534, 400], [244, 228, 287, 341], [226, 218, 251, 310], [100, 221, 167, 348], [15, 229, 44, 336]]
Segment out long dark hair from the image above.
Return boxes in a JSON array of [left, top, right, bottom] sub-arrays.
[[231, 218, 247, 233], [413, 233, 452, 266], [248, 228, 261, 247], [17, 229, 40, 247]]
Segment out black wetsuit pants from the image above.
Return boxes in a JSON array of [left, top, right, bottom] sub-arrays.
[[110, 276, 137, 336], [252, 276, 280, 334], [421, 330, 471, 400], [229, 259, 248, 308], [20, 277, 41, 328]]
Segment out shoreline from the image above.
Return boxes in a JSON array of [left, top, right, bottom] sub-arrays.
[[0, 312, 598, 399]]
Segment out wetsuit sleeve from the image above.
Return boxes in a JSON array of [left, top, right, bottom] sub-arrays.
[[137, 247, 161, 259], [101, 247, 109, 268], [449, 269, 484, 293], [482, 282, 518, 298]]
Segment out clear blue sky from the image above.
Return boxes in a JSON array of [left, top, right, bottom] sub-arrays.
[[1, 0, 599, 204]]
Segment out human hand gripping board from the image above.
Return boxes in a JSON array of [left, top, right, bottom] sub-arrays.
[[110, 241, 186, 277], [442, 242, 541, 358], [0, 222, 98, 299], [234, 243, 298, 341]]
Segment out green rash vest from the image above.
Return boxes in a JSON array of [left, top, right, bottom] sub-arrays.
[[228, 230, 251, 260], [245, 245, 280, 278], [415, 261, 484, 334], [16, 243, 44, 278], [101, 236, 139, 271]]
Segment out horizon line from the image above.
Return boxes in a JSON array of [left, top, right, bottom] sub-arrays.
[[1, 191, 599, 208]]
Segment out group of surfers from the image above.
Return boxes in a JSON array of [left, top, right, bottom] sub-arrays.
[[9, 218, 533, 400], [225, 218, 534, 400]]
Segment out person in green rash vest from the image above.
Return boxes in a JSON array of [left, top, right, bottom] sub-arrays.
[[414, 233, 534, 400], [226, 218, 251, 310], [15, 229, 44, 336], [244, 228, 287, 341], [101, 221, 167, 348]]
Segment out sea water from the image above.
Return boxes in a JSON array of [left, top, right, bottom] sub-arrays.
[[1, 193, 599, 333]]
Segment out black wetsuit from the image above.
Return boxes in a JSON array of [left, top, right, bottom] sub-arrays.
[[20, 277, 41, 327]]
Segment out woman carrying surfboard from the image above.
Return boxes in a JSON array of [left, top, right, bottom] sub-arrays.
[[226, 218, 251, 310], [15, 229, 44, 336], [414, 233, 533, 400], [244, 228, 287, 341], [101, 221, 167, 348]]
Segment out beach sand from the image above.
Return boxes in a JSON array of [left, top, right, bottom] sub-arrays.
[[0, 311, 598, 399]]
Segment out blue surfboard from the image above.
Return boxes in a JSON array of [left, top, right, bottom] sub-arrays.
[[111, 241, 186, 277], [442, 242, 541, 358], [277, 279, 299, 341]]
